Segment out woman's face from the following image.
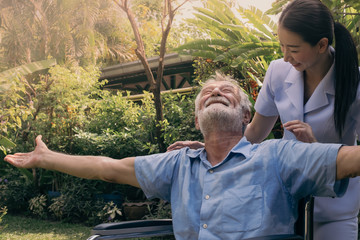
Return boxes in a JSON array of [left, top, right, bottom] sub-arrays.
[[277, 26, 321, 72]]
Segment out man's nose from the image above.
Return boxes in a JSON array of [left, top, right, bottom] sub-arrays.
[[211, 87, 222, 96]]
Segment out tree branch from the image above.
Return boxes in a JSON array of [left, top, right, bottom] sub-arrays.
[[113, 0, 156, 86]]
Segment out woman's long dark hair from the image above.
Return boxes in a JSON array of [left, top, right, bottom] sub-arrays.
[[279, 0, 360, 137]]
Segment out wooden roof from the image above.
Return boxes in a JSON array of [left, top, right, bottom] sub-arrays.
[[100, 53, 195, 94]]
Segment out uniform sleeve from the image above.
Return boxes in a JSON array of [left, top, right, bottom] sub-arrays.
[[135, 150, 181, 202], [254, 60, 280, 116], [272, 140, 348, 200]]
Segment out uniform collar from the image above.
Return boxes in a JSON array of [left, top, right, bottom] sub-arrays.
[[284, 48, 335, 115], [284, 68, 304, 118], [303, 61, 335, 113]]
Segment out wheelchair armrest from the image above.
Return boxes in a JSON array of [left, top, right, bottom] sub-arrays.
[[245, 234, 303, 240], [87, 219, 173, 240]]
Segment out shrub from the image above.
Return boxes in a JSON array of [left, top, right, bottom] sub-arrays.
[[47, 176, 119, 226], [97, 201, 122, 223], [29, 195, 48, 219], [0, 206, 7, 231], [162, 92, 203, 146], [72, 128, 151, 159], [0, 172, 37, 214], [144, 199, 172, 220], [70, 90, 158, 158]]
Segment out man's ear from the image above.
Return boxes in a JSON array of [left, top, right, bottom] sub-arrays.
[[195, 116, 200, 130], [242, 110, 251, 126], [318, 37, 329, 53]]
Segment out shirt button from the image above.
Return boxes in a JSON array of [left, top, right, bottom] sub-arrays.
[[209, 169, 214, 173], [205, 195, 210, 200], [203, 223, 208, 229]]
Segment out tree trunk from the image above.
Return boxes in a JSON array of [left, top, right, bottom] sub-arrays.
[[115, 0, 188, 152], [152, 87, 166, 152]]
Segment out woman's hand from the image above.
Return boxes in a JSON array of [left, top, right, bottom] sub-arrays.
[[283, 120, 317, 143], [167, 141, 205, 152]]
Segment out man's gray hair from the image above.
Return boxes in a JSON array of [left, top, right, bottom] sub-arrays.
[[195, 71, 252, 115]]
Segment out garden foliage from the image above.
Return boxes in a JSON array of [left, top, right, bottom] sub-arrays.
[[0, 63, 201, 224], [1, 0, 358, 226], [0, 206, 7, 231]]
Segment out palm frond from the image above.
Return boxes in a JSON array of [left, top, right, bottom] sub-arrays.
[[177, 0, 281, 77], [237, 6, 277, 41], [191, 13, 242, 41], [0, 59, 57, 92], [175, 39, 232, 51], [265, 0, 290, 15]]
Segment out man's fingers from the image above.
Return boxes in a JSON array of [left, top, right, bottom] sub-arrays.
[[5, 155, 23, 167], [35, 135, 48, 148], [5, 153, 33, 168]]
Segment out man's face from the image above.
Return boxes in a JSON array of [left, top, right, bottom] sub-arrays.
[[196, 81, 244, 135], [198, 81, 241, 112]]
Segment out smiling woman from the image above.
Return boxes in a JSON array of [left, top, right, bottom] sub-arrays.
[[247, 0, 360, 239]]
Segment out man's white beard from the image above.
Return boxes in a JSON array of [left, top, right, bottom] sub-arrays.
[[198, 101, 244, 136]]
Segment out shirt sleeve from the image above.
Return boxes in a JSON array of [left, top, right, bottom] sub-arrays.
[[135, 150, 181, 202], [271, 140, 348, 199], [254, 60, 279, 116]]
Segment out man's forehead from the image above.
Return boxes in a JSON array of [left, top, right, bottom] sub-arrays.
[[202, 81, 238, 89]]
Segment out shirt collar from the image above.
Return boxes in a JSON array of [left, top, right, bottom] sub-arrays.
[[230, 136, 253, 159], [186, 137, 253, 166]]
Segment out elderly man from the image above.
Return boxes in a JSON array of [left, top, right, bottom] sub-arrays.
[[4, 72, 360, 239]]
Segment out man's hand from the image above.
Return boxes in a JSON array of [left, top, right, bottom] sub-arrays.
[[283, 120, 317, 143], [4, 135, 47, 169], [167, 141, 205, 152]]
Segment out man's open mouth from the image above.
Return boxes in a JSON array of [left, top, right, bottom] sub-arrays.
[[205, 97, 230, 107]]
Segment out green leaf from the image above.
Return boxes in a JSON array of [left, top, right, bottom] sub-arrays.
[[18, 168, 34, 184], [0, 136, 16, 148], [175, 39, 232, 51], [237, 6, 277, 41]]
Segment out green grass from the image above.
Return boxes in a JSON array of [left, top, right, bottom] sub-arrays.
[[0, 214, 91, 240], [0, 214, 174, 240]]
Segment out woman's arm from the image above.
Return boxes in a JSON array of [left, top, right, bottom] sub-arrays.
[[244, 112, 278, 144]]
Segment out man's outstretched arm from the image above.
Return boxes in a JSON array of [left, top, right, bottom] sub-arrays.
[[4, 135, 140, 188], [337, 146, 360, 180]]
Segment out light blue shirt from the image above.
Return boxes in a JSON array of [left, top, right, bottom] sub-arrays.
[[135, 138, 347, 239]]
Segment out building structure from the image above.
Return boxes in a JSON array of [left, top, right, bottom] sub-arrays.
[[100, 53, 195, 99]]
